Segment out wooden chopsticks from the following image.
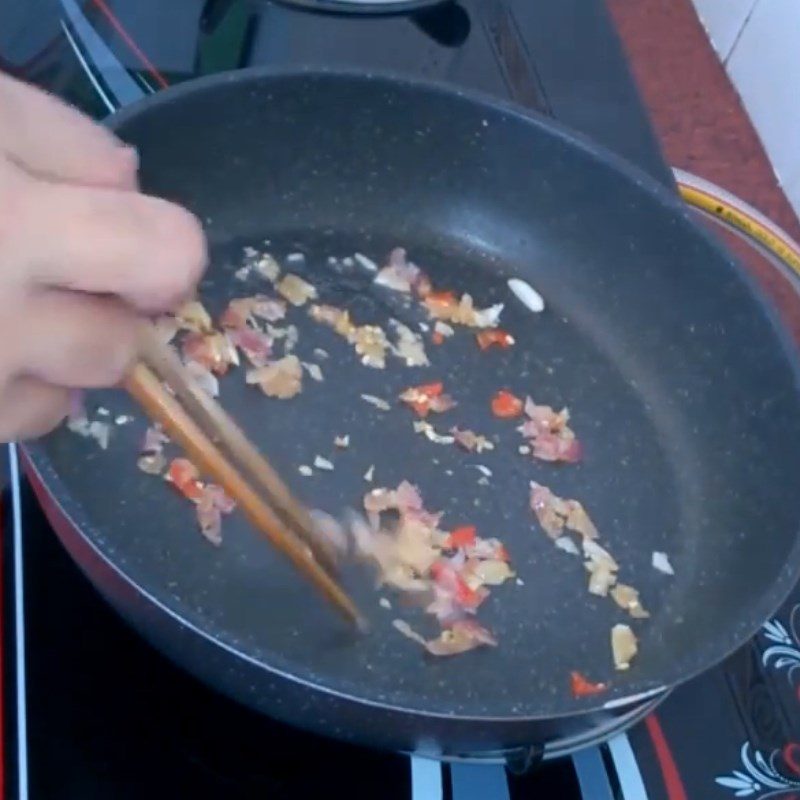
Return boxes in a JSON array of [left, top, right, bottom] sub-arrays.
[[124, 325, 364, 630]]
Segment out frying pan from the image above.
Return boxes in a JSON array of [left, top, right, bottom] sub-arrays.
[[23, 68, 800, 757]]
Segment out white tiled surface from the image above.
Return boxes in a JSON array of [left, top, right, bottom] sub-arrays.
[[726, 0, 800, 191], [692, 0, 758, 60]]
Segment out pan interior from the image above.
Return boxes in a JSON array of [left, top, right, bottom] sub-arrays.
[[31, 72, 800, 718]]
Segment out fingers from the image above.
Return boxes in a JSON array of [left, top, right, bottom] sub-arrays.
[[0, 73, 138, 190], [12, 290, 140, 388], [0, 376, 69, 441], [3, 174, 208, 314]]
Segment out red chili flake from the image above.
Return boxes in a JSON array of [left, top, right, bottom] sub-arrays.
[[476, 329, 515, 351], [455, 576, 486, 610], [446, 525, 477, 549], [426, 290, 457, 306], [401, 381, 446, 417], [431, 331, 445, 346], [166, 458, 204, 502], [570, 671, 608, 698], [491, 390, 523, 419]]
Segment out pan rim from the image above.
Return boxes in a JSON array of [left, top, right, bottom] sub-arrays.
[[26, 66, 800, 724]]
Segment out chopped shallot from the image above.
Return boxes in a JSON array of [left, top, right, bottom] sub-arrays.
[[400, 382, 455, 417], [357, 483, 512, 657], [424, 291, 503, 329], [425, 619, 498, 656], [652, 551, 674, 575], [519, 397, 582, 463], [334, 435, 350, 449], [611, 584, 650, 619], [181, 331, 239, 375], [309, 304, 389, 369], [175, 300, 213, 333], [392, 322, 430, 367], [246, 355, 303, 398], [611, 624, 638, 671], [226, 327, 272, 367], [374, 248, 427, 294], [196, 483, 236, 546], [529, 483, 598, 542], [450, 427, 494, 453], [276, 273, 317, 306]]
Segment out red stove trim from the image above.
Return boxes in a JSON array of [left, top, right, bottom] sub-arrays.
[[89, 0, 168, 89], [645, 714, 687, 800]]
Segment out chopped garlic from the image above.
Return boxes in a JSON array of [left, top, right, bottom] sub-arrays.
[[361, 394, 390, 411], [652, 551, 674, 575], [313, 455, 334, 471], [611, 624, 638, 671]]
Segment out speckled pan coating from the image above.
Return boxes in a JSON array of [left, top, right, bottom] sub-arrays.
[[23, 68, 800, 755]]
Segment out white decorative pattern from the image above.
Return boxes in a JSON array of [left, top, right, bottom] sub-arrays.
[[762, 610, 800, 687], [716, 743, 800, 798]]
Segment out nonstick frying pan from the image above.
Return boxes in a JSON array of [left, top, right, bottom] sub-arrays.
[[23, 68, 800, 756]]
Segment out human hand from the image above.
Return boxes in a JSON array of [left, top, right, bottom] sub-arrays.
[[0, 74, 207, 441]]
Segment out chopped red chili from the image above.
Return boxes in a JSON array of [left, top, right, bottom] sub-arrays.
[[491, 390, 523, 419]]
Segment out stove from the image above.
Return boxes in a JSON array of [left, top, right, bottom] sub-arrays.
[[4, 1, 800, 798]]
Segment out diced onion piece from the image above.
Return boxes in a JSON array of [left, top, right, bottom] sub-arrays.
[[611, 624, 638, 671], [334, 435, 350, 449], [652, 551, 675, 575], [425, 619, 497, 657], [298, 465, 313, 476], [364, 465, 375, 482]]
